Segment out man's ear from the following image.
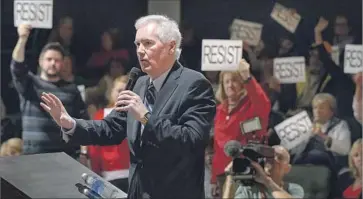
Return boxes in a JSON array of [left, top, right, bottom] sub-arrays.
[[169, 41, 176, 54]]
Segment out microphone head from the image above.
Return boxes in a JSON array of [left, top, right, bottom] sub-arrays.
[[128, 67, 142, 79], [224, 140, 242, 158]]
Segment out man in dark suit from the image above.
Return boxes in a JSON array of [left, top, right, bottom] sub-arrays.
[[40, 15, 216, 199]]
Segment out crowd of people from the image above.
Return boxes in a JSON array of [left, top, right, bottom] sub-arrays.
[[0, 8, 362, 199]]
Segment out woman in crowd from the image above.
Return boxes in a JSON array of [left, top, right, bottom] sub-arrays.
[[343, 139, 362, 199], [211, 59, 271, 198], [86, 75, 130, 192]]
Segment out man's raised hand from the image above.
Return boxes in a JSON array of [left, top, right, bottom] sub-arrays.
[[40, 92, 74, 129]]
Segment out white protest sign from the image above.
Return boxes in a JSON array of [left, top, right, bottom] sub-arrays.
[[331, 46, 340, 66], [274, 111, 312, 150], [270, 3, 301, 33], [201, 39, 243, 71], [344, 44, 363, 74], [230, 19, 263, 46], [273, 56, 306, 83], [104, 108, 113, 117], [14, 0, 53, 29]]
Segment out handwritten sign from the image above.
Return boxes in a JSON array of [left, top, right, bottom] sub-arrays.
[[14, 0, 53, 29], [344, 44, 363, 74], [201, 39, 243, 71], [274, 111, 312, 150], [270, 3, 301, 33], [230, 19, 263, 46], [273, 56, 306, 83]]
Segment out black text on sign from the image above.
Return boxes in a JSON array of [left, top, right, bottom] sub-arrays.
[[14, 0, 53, 29]]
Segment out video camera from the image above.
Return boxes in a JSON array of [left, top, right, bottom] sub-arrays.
[[224, 140, 274, 186]]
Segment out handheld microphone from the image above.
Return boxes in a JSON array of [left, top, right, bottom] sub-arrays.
[[125, 67, 143, 92], [118, 67, 143, 116]]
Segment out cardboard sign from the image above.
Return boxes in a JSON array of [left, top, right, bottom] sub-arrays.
[[14, 0, 53, 29], [274, 111, 312, 150], [77, 85, 86, 102], [230, 19, 263, 46], [273, 56, 306, 83], [344, 44, 363, 74], [270, 3, 301, 33], [201, 39, 243, 71], [104, 108, 113, 117], [331, 46, 340, 66]]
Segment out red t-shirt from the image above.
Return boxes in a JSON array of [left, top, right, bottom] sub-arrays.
[[88, 108, 130, 179]]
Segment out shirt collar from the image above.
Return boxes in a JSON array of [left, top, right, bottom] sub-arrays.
[[150, 68, 171, 92]]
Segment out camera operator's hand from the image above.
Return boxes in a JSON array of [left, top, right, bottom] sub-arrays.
[[251, 161, 271, 185]]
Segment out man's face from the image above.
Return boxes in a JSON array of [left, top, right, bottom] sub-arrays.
[[135, 23, 175, 77], [334, 16, 349, 36], [39, 50, 63, 78]]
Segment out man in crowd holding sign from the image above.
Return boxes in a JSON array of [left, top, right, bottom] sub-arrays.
[[10, 24, 88, 155]]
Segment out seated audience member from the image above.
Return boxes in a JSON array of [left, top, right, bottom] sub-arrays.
[[85, 57, 127, 108], [211, 59, 271, 198], [0, 138, 23, 157], [353, 73, 362, 124], [293, 93, 351, 172], [60, 53, 88, 86], [87, 28, 129, 70], [343, 139, 362, 199], [224, 145, 304, 199], [86, 75, 130, 192]]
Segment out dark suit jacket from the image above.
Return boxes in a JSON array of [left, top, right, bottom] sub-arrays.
[[66, 62, 216, 199]]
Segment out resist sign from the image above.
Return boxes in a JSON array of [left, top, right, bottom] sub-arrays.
[[201, 39, 243, 71], [14, 0, 53, 29], [274, 111, 312, 150], [344, 44, 363, 74], [273, 56, 306, 83]]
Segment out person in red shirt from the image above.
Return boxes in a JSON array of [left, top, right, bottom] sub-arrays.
[[211, 59, 271, 198], [87, 75, 130, 192], [343, 139, 362, 199]]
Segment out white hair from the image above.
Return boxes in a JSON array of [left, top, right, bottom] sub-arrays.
[[313, 93, 337, 113], [135, 15, 182, 60]]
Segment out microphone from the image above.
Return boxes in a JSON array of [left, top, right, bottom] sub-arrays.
[[224, 140, 243, 158], [118, 67, 142, 116], [125, 67, 143, 91]]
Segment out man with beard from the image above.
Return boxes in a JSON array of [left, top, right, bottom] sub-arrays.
[[10, 24, 88, 156]]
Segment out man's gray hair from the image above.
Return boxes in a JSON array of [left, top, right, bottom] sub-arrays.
[[135, 15, 182, 59], [312, 93, 337, 113]]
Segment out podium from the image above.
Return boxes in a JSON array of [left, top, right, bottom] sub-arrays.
[[0, 152, 127, 199]]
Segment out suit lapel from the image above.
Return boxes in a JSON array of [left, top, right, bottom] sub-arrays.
[[152, 61, 183, 117]]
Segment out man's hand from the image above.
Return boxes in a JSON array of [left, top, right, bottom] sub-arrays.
[[251, 161, 271, 185], [17, 24, 32, 39], [115, 90, 149, 122], [40, 92, 75, 129], [211, 183, 221, 199], [238, 59, 251, 81]]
